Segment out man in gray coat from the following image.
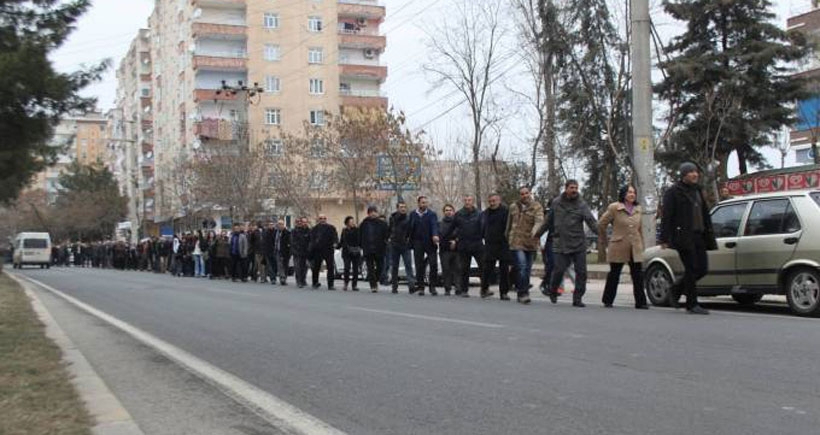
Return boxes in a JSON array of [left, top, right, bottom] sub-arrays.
[[544, 180, 598, 307]]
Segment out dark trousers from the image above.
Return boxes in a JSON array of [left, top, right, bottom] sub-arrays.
[[311, 251, 335, 288], [541, 240, 555, 286], [266, 253, 277, 283], [439, 250, 459, 292], [230, 254, 242, 280], [603, 260, 646, 307], [549, 250, 588, 303], [674, 236, 709, 309], [458, 245, 483, 294], [483, 244, 510, 294], [391, 246, 415, 290], [293, 255, 308, 286], [343, 253, 361, 288], [413, 242, 438, 291], [365, 253, 382, 290], [379, 246, 390, 285]]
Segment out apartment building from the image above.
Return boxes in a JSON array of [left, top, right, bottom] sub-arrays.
[[145, 0, 387, 227], [109, 28, 156, 242], [787, 2, 820, 164]]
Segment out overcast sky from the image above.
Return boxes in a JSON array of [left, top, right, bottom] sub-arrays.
[[52, 0, 810, 177]]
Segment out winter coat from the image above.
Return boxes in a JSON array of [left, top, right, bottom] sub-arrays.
[[481, 205, 509, 247], [506, 199, 544, 252], [215, 238, 231, 258], [230, 232, 249, 258], [274, 228, 291, 259], [339, 227, 362, 257], [388, 211, 411, 248], [452, 207, 482, 252], [598, 202, 644, 264], [359, 216, 389, 256], [408, 209, 440, 250], [546, 194, 597, 254], [660, 181, 718, 252], [291, 227, 311, 257], [439, 216, 457, 252], [262, 228, 276, 256], [309, 223, 339, 257]]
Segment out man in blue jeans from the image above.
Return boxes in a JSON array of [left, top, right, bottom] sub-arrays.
[[388, 201, 415, 293], [505, 186, 544, 304]]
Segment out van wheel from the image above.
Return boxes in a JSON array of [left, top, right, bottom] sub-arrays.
[[785, 268, 820, 317], [645, 264, 674, 307], [731, 294, 763, 306]]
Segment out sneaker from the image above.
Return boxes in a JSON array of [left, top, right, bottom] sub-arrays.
[[686, 305, 709, 315], [517, 295, 531, 305], [370, 287, 377, 293]]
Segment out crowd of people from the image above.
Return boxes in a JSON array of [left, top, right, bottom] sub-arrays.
[[49, 163, 717, 314]]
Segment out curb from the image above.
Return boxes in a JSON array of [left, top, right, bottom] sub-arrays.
[[8, 273, 145, 435]]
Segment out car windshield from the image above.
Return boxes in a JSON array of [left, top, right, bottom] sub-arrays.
[[23, 239, 47, 249], [812, 192, 820, 208]]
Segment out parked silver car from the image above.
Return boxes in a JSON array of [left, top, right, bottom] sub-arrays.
[[643, 190, 820, 316]]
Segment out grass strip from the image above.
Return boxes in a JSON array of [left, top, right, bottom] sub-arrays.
[[0, 273, 92, 435]]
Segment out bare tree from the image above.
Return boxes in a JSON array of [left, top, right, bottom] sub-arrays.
[[424, 0, 508, 209]]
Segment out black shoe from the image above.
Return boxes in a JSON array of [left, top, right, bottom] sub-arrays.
[[280, 280, 286, 285], [549, 291, 558, 304], [635, 305, 649, 310], [297, 284, 304, 289], [392, 288, 398, 294], [418, 290, 425, 296], [480, 290, 495, 299], [604, 303, 613, 308], [312, 283, 321, 289], [687, 305, 709, 315], [444, 289, 451, 296], [430, 289, 438, 296], [573, 301, 586, 308], [328, 286, 336, 291], [409, 288, 418, 295], [459, 292, 470, 298], [517, 295, 531, 305], [500, 294, 511, 301]]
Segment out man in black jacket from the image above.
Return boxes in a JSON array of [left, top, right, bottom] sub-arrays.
[[439, 204, 458, 296], [263, 221, 277, 284], [452, 195, 486, 297], [274, 219, 291, 285], [660, 162, 718, 315], [388, 201, 416, 293], [481, 193, 510, 300], [359, 206, 389, 292], [309, 214, 339, 290], [291, 217, 311, 288]]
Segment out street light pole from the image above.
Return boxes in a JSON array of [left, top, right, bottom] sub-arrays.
[[631, 0, 657, 246]]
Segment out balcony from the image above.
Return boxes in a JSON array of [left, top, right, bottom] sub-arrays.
[[191, 0, 246, 8], [140, 73, 151, 83], [338, 0, 385, 21], [341, 95, 388, 109], [192, 55, 247, 71], [339, 64, 387, 82], [338, 30, 386, 50], [194, 88, 240, 102], [192, 22, 247, 39]]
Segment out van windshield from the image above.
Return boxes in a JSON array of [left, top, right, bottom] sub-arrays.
[[23, 239, 48, 249]]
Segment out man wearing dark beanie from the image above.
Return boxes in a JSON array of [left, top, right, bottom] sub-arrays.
[[659, 162, 718, 314]]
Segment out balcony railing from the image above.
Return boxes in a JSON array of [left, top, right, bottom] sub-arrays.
[[191, 0, 246, 8], [194, 89, 240, 102], [339, 32, 386, 50], [340, 88, 383, 97], [341, 95, 388, 109], [338, 0, 385, 20], [338, 26, 379, 36], [192, 22, 247, 38], [339, 64, 387, 82], [192, 55, 247, 70]]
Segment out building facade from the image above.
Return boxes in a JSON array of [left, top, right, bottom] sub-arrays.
[[787, 2, 820, 164], [135, 0, 387, 229]]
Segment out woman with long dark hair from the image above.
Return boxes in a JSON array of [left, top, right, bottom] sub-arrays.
[[597, 185, 649, 309]]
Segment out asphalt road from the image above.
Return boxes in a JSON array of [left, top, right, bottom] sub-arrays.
[[15, 267, 820, 435]]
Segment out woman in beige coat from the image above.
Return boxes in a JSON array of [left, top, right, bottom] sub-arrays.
[[598, 185, 649, 309]]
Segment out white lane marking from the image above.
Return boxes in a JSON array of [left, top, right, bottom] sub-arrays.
[[348, 306, 505, 329], [17, 274, 347, 435]]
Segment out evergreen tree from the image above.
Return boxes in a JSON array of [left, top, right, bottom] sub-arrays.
[[55, 161, 127, 241], [0, 0, 106, 205], [657, 0, 808, 180]]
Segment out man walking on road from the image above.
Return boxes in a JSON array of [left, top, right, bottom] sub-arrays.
[[408, 196, 440, 296], [230, 223, 249, 282], [263, 221, 277, 284], [439, 204, 459, 296], [291, 217, 311, 288], [506, 186, 544, 304], [360, 206, 389, 293], [545, 180, 598, 307], [274, 219, 291, 285], [309, 214, 338, 290], [659, 162, 718, 315], [388, 201, 415, 294], [482, 193, 510, 300], [452, 195, 486, 298]]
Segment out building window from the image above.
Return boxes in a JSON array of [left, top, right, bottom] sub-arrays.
[[308, 47, 323, 64], [264, 44, 280, 61], [265, 75, 281, 93], [310, 138, 326, 157], [265, 108, 281, 125], [309, 110, 325, 126], [264, 139, 283, 156], [309, 79, 324, 95], [263, 13, 279, 29], [308, 16, 323, 32]]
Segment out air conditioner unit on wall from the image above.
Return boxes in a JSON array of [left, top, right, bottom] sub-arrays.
[[364, 49, 375, 59], [357, 17, 367, 26]]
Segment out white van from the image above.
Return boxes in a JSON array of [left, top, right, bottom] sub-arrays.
[[12, 232, 52, 269]]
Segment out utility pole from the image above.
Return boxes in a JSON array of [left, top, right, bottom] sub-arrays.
[[631, 0, 657, 246]]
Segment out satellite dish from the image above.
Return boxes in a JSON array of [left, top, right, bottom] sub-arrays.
[[192, 138, 202, 150]]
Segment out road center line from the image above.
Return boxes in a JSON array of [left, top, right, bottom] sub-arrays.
[[348, 306, 505, 329], [15, 273, 347, 435]]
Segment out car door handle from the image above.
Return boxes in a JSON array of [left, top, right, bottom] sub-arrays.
[[725, 242, 737, 248], [784, 237, 799, 245]]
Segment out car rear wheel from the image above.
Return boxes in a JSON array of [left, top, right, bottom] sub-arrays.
[[785, 268, 820, 317], [645, 264, 673, 307], [731, 294, 763, 306]]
